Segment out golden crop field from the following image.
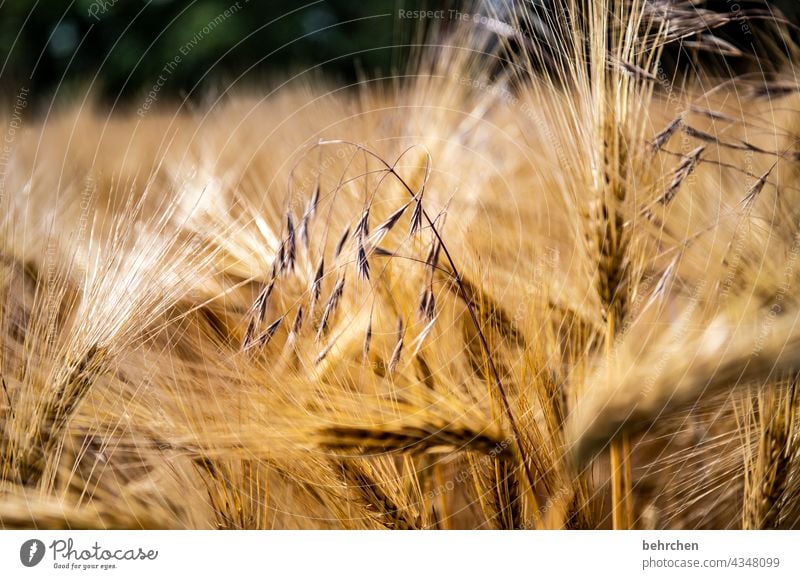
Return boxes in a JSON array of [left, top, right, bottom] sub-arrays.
[[1, 0, 800, 530]]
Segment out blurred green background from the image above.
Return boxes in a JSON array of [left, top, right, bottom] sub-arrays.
[[0, 0, 438, 110], [0, 0, 797, 111]]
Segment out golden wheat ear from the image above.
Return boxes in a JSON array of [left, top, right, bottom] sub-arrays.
[[0, 487, 178, 530], [567, 309, 800, 467], [741, 383, 799, 529]]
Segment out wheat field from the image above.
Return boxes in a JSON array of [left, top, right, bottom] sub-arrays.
[[1, 0, 800, 530]]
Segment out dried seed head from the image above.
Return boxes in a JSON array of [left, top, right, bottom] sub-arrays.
[[334, 226, 350, 259], [418, 290, 430, 320], [314, 337, 338, 365], [372, 247, 393, 257], [425, 292, 436, 320], [659, 146, 704, 206], [611, 57, 658, 81], [316, 274, 346, 342], [742, 164, 775, 210], [356, 207, 370, 239], [311, 257, 325, 305], [417, 289, 436, 321], [683, 34, 743, 57], [747, 81, 799, 100], [300, 184, 321, 249], [371, 203, 408, 246], [242, 317, 257, 349], [363, 317, 373, 362], [425, 241, 442, 271], [338, 459, 420, 529], [357, 243, 370, 281], [285, 213, 297, 272], [319, 421, 508, 456], [292, 305, 305, 335], [651, 116, 683, 152], [409, 200, 423, 236], [255, 279, 276, 323], [254, 316, 284, 348], [689, 107, 739, 123], [410, 315, 437, 359], [276, 245, 286, 276], [388, 316, 404, 374], [300, 214, 311, 250], [310, 183, 320, 216]]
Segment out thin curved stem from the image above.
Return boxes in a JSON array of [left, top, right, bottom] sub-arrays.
[[314, 140, 542, 519]]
